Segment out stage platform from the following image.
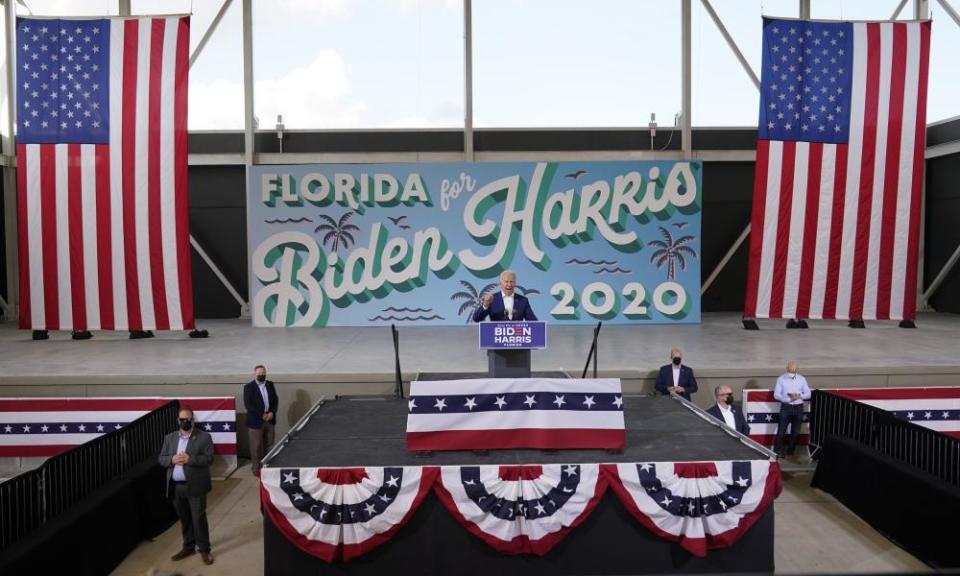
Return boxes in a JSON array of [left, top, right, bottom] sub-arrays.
[[1, 312, 959, 438], [267, 394, 765, 468], [260, 391, 778, 574]]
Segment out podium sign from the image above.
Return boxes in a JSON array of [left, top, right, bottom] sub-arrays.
[[478, 321, 546, 350]]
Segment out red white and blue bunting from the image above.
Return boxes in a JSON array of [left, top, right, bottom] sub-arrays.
[[260, 460, 781, 562], [434, 464, 606, 555], [260, 466, 438, 561], [607, 461, 782, 557]]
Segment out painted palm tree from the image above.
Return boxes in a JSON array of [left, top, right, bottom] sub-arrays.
[[450, 280, 540, 323], [450, 280, 499, 323], [648, 226, 697, 280], [314, 211, 360, 252]]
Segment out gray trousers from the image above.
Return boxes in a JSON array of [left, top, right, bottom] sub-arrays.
[[248, 423, 274, 472], [172, 482, 210, 552]]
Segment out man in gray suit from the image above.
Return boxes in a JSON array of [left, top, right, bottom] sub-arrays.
[[158, 406, 215, 565]]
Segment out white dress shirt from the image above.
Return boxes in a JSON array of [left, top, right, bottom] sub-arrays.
[[501, 292, 515, 320], [257, 381, 270, 411], [718, 403, 737, 430], [672, 365, 681, 386], [172, 433, 190, 481]]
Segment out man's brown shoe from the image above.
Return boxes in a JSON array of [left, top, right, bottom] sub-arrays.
[[170, 548, 195, 561], [201, 551, 215, 565]]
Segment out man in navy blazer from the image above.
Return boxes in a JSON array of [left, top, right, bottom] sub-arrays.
[[472, 270, 537, 322], [243, 364, 279, 475], [654, 348, 698, 400], [706, 385, 751, 436]]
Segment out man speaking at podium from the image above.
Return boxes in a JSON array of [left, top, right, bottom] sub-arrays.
[[473, 270, 537, 322]]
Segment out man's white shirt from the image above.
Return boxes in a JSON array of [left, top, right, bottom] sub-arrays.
[[501, 292, 515, 320], [718, 403, 737, 430]]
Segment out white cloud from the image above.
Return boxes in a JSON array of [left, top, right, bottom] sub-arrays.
[[189, 50, 366, 130]]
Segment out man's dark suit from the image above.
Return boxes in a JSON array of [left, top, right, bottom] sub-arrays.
[[654, 364, 698, 400], [244, 379, 279, 473], [707, 403, 751, 436], [243, 379, 279, 429], [472, 292, 537, 322], [159, 428, 214, 553]]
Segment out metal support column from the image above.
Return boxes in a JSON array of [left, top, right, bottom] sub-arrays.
[[189, 0, 233, 69], [700, 0, 760, 89], [921, 242, 960, 309], [119, 0, 130, 16], [187, 0, 248, 317], [681, 0, 692, 158], [3, 0, 19, 321], [891, 0, 910, 19], [236, 0, 255, 318], [701, 223, 751, 295], [936, 0, 960, 27], [463, 0, 474, 161], [915, 0, 930, 313], [800, 0, 811, 19]]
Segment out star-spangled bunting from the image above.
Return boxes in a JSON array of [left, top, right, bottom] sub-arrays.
[[260, 461, 782, 561], [406, 378, 626, 451], [0, 397, 236, 456]]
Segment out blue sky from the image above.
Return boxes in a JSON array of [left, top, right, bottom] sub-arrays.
[[11, 0, 960, 130]]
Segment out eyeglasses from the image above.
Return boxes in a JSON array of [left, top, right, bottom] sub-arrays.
[[178, 418, 192, 423]]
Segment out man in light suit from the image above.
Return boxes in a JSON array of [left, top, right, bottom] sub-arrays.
[[472, 270, 537, 322], [244, 364, 279, 476], [707, 385, 751, 435], [159, 406, 215, 565], [654, 347, 699, 401]]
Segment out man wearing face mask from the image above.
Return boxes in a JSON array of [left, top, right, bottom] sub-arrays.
[[244, 364, 279, 476], [773, 361, 811, 458], [654, 348, 698, 401], [707, 385, 751, 435], [159, 406, 215, 565]]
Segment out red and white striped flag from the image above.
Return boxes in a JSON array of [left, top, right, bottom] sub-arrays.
[[0, 397, 237, 457], [744, 19, 930, 321], [406, 378, 626, 451], [15, 16, 193, 331]]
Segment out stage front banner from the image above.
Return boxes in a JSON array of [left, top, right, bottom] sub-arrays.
[[247, 161, 702, 326]]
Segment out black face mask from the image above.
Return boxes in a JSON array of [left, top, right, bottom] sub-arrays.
[[723, 394, 735, 404], [256, 374, 266, 383], [179, 419, 193, 431], [672, 357, 682, 365]]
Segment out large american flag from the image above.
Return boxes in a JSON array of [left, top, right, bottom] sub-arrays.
[[15, 17, 194, 331], [406, 378, 626, 451], [744, 19, 930, 321]]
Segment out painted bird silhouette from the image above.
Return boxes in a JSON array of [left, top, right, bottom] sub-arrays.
[[399, 225, 411, 230], [388, 215, 408, 226], [672, 222, 690, 230], [564, 170, 588, 180]]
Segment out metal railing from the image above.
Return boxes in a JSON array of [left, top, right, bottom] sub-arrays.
[[0, 400, 179, 551], [810, 390, 960, 488]]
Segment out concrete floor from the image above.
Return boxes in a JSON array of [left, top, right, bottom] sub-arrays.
[[2, 312, 960, 383], [110, 464, 929, 575], [1, 312, 941, 574]]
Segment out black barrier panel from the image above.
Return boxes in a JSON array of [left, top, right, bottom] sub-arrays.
[[0, 400, 179, 551], [810, 389, 960, 488]]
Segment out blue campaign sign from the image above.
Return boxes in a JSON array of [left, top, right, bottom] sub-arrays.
[[478, 321, 547, 350], [247, 160, 702, 327]]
